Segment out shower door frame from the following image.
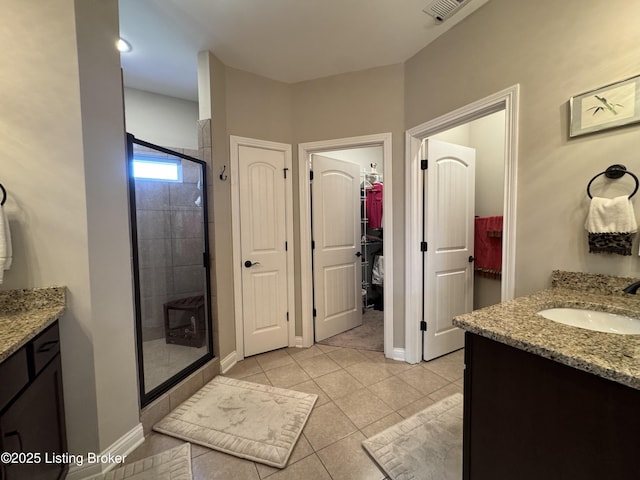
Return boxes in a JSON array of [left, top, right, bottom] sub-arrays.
[[126, 133, 214, 407]]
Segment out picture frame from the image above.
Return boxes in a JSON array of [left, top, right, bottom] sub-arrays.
[[569, 74, 640, 137]]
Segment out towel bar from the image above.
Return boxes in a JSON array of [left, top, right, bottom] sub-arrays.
[[587, 164, 638, 199]]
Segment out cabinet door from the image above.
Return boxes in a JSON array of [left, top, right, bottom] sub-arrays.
[[1, 355, 67, 480], [463, 332, 640, 480]]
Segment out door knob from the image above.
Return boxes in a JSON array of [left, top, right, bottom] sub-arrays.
[[468, 256, 475, 263], [244, 260, 260, 268], [355, 252, 362, 257]]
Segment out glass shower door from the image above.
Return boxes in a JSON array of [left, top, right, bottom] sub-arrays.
[[126, 134, 213, 406]]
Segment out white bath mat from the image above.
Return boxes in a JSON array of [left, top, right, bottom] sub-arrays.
[[153, 376, 317, 468], [101, 443, 192, 480], [362, 393, 463, 480]]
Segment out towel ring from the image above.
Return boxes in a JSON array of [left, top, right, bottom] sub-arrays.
[[0, 183, 6, 206], [587, 164, 639, 199]]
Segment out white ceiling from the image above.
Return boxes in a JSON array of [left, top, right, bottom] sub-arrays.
[[118, 0, 489, 102]]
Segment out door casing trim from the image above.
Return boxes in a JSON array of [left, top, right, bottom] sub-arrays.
[[230, 135, 296, 360], [299, 133, 393, 357], [404, 85, 520, 364]]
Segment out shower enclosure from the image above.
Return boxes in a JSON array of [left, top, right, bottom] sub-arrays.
[[126, 134, 213, 406]]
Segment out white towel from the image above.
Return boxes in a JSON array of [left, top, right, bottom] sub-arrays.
[[0, 206, 12, 283], [585, 195, 637, 233], [585, 196, 637, 256]]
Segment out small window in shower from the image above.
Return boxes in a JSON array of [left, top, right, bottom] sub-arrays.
[[132, 155, 182, 182]]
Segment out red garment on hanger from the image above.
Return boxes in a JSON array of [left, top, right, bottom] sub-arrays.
[[366, 182, 383, 229], [474, 216, 503, 279]]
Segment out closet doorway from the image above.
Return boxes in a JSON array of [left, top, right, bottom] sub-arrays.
[[404, 85, 519, 364], [299, 133, 394, 357]]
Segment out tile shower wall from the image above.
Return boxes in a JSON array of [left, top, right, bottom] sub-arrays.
[[135, 146, 205, 340]]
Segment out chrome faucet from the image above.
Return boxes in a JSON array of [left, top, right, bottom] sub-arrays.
[[623, 281, 640, 294]]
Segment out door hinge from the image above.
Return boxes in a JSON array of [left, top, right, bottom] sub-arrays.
[[420, 159, 428, 170], [310, 170, 314, 181], [312, 240, 316, 250], [313, 308, 317, 317], [420, 241, 428, 252], [283, 167, 289, 179], [203, 252, 210, 268], [285, 241, 288, 251], [420, 320, 427, 332], [286, 312, 290, 322]]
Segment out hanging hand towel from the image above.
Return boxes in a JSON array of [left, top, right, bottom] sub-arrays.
[[486, 215, 503, 238], [0, 205, 12, 283], [585, 195, 637, 255]]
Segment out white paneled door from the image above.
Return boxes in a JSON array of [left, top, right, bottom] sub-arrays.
[[423, 139, 476, 361], [237, 143, 290, 357], [312, 155, 362, 341]]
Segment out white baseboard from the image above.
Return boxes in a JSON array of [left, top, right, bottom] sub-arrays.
[[66, 423, 144, 480], [389, 347, 406, 362], [220, 350, 237, 374], [295, 336, 304, 348]]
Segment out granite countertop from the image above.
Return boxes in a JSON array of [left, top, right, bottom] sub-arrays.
[[0, 287, 66, 362], [453, 271, 640, 390]]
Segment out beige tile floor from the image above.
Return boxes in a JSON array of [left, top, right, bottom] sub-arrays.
[[126, 344, 465, 480]]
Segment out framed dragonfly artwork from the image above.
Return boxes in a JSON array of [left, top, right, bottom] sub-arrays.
[[569, 74, 640, 137]]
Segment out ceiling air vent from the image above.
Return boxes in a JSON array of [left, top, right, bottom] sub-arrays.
[[423, 0, 472, 23]]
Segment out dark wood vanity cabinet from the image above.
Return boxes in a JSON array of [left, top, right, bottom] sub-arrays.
[[463, 332, 640, 480], [0, 322, 67, 480]]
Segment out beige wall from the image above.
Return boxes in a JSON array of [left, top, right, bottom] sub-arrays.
[[2, 0, 99, 453], [215, 66, 294, 359], [123, 87, 199, 149], [225, 67, 294, 144], [1, 0, 139, 457], [205, 63, 406, 353], [210, 53, 232, 359], [74, 0, 140, 450], [470, 112, 505, 219], [291, 64, 406, 346], [405, 0, 640, 295], [203, 62, 295, 359], [197, 52, 233, 359], [291, 65, 404, 144]]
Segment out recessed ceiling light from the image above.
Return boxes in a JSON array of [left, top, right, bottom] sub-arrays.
[[117, 38, 132, 53]]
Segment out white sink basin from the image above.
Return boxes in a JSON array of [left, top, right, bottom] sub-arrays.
[[537, 308, 640, 334]]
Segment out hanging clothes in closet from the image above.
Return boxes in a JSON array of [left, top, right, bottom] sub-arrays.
[[366, 181, 383, 229]]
